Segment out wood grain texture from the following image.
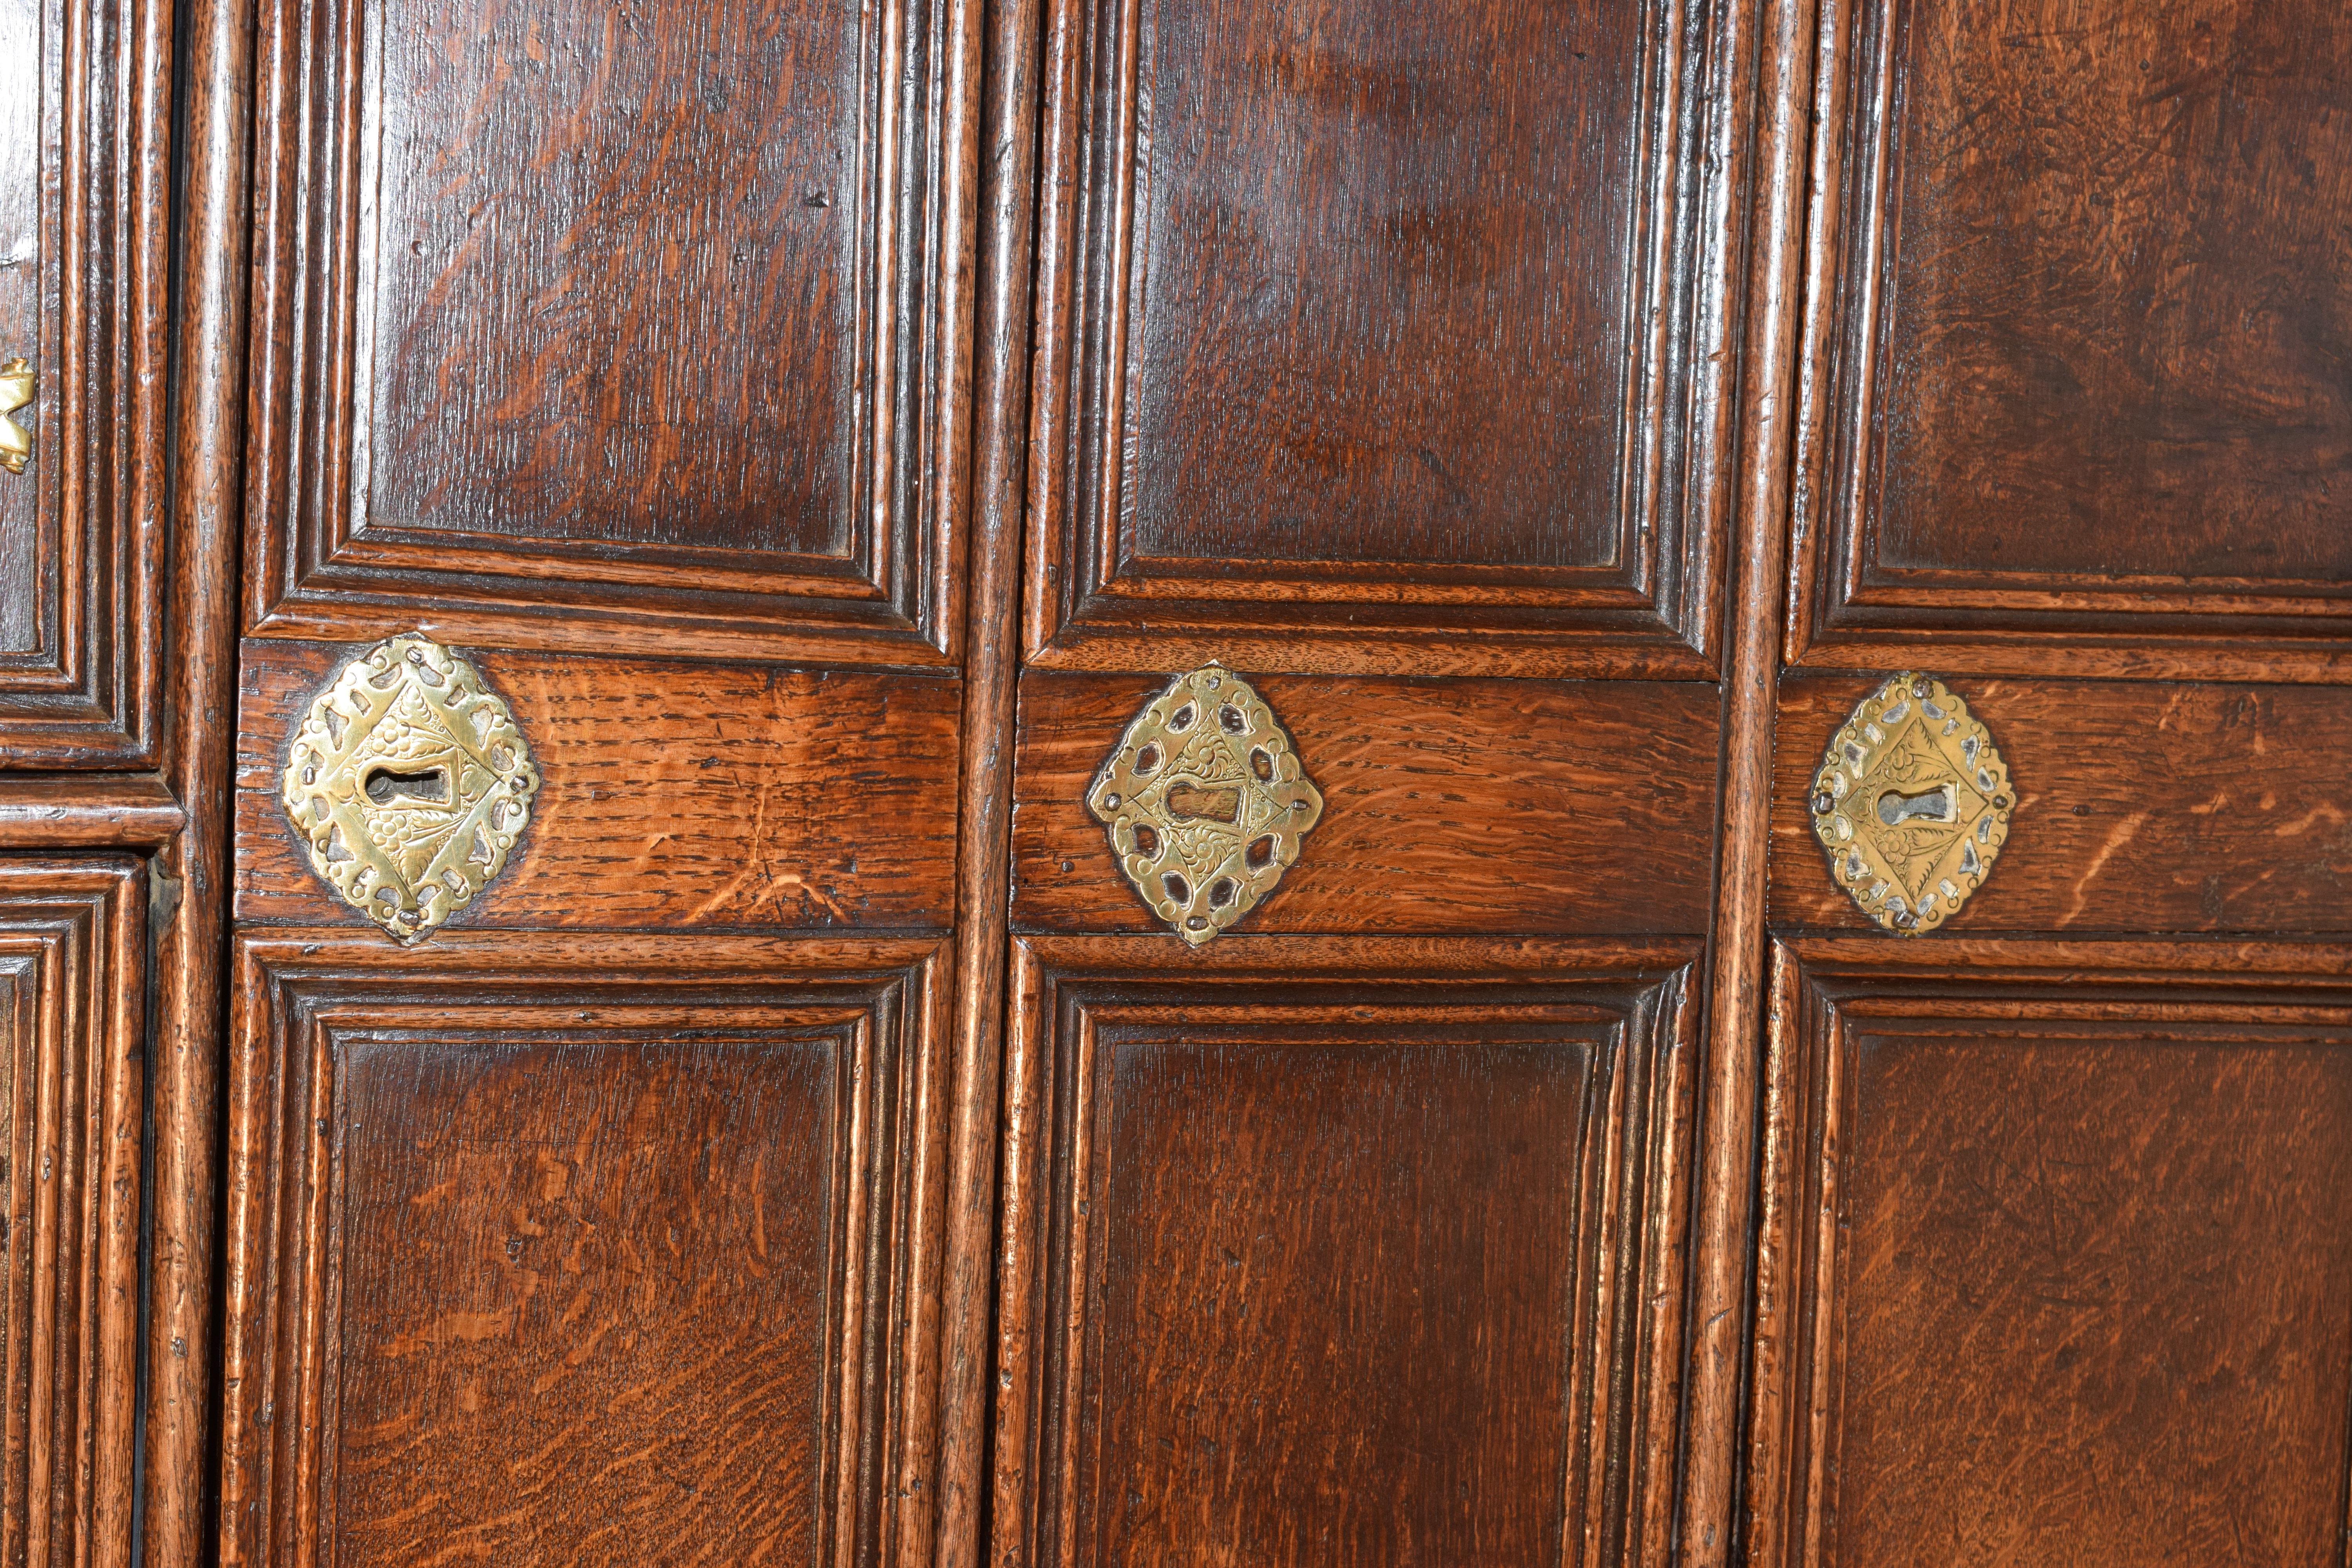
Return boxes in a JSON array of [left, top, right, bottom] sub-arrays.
[[1786, 0, 2352, 681], [1748, 938, 2352, 1567], [0, 777, 182, 848], [1774, 674, 2352, 934], [146, 3, 250, 1561], [0, 857, 146, 1568], [0, 0, 170, 762], [1017, 0, 1756, 677], [233, 639, 960, 932], [992, 936, 1699, 1568], [1013, 673, 1722, 935], [219, 931, 949, 1568], [240, 0, 978, 666]]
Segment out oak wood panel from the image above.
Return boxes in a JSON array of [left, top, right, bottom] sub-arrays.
[[241, 0, 976, 666], [1748, 940, 2352, 1567], [1019, 0, 1758, 677], [219, 931, 950, 1568], [1773, 674, 2352, 934], [0, 858, 145, 1568], [994, 936, 1700, 1568], [1013, 673, 1722, 935], [1786, 0, 2352, 681], [234, 639, 960, 932], [0, 0, 169, 763], [0, 777, 182, 848]]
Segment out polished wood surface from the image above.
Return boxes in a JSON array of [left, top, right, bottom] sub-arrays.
[[1014, 673, 1722, 935], [234, 642, 962, 931], [16, 0, 2340, 1558]]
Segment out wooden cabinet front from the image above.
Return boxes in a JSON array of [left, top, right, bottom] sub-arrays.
[[0, 0, 2341, 1561]]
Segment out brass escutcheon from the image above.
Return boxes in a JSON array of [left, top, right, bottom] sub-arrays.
[[1089, 664, 1323, 946], [281, 633, 541, 943], [0, 358, 32, 475], [1811, 671, 2014, 935]]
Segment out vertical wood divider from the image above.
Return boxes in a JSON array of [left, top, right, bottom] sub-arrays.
[[1683, 0, 1818, 1559], [937, 0, 1046, 1561]]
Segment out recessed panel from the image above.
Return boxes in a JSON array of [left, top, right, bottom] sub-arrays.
[[1877, 0, 2350, 581], [1091, 1032, 1587, 1563], [334, 1035, 837, 1563], [1127, 0, 1637, 572], [1840, 1028, 2352, 1564], [367, 0, 855, 556]]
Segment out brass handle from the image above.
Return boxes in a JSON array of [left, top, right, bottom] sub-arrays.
[[0, 358, 31, 475]]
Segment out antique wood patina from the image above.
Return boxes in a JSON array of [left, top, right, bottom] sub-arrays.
[[0, 0, 2341, 1561]]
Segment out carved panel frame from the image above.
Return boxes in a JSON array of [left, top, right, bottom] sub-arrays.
[[1784, 0, 2352, 682], [239, 0, 975, 666], [1020, 0, 1756, 677], [992, 936, 1701, 1566], [218, 932, 953, 1566]]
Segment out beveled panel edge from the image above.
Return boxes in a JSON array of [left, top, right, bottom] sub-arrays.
[[1780, 0, 2352, 683], [1015, 0, 1763, 679], [216, 929, 954, 1568], [0, 0, 170, 766], [239, 0, 977, 668], [1742, 935, 2352, 1568], [991, 933, 1704, 1568]]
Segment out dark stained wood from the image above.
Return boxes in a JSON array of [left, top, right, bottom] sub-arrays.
[[0, 857, 147, 1568], [1748, 939, 2352, 1566], [1013, 673, 1722, 936], [1016, 0, 1760, 678], [1787, 0, 2352, 681], [0, 0, 171, 764], [219, 931, 950, 1567], [240, 0, 979, 665], [147, 4, 251, 1563], [233, 641, 961, 932], [1774, 675, 2352, 934], [1684, 0, 1816, 1555], [993, 936, 1699, 1568], [0, 777, 183, 848]]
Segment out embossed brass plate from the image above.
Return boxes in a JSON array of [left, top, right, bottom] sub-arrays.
[[281, 634, 541, 943], [1089, 665, 1324, 946], [0, 358, 33, 475], [1811, 672, 2013, 935]]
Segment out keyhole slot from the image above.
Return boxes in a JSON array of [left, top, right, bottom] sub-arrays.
[[1876, 786, 1953, 827], [364, 765, 450, 805], [1164, 781, 1241, 824]]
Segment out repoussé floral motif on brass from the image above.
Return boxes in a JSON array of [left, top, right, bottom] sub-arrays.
[[1810, 671, 2014, 935]]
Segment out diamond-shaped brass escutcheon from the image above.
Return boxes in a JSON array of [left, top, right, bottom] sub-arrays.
[[1089, 665, 1324, 946], [281, 633, 541, 944], [1811, 671, 2014, 935]]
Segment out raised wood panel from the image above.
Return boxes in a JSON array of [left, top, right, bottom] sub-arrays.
[[1021, 0, 1754, 677], [1787, 0, 2352, 681], [1013, 673, 1722, 935], [241, 0, 975, 666], [994, 937, 1700, 1568], [220, 932, 951, 1567], [234, 639, 960, 931], [1748, 940, 2352, 1567], [0, 0, 168, 763], [1773, 675, 2352, 935], [0, 857, 145, 1568]]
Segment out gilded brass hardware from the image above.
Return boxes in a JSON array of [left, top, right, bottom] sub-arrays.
[[1811, 672, 2013, 935], [1089, 664, 1324, 946], [0, 359, 32, 475], [281, 633, 541, 944]]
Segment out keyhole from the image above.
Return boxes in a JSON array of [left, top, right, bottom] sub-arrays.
[[1876, 786, 1953, 826], [364, 766, 450, 805], [1165, 781, 1242, 824]]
